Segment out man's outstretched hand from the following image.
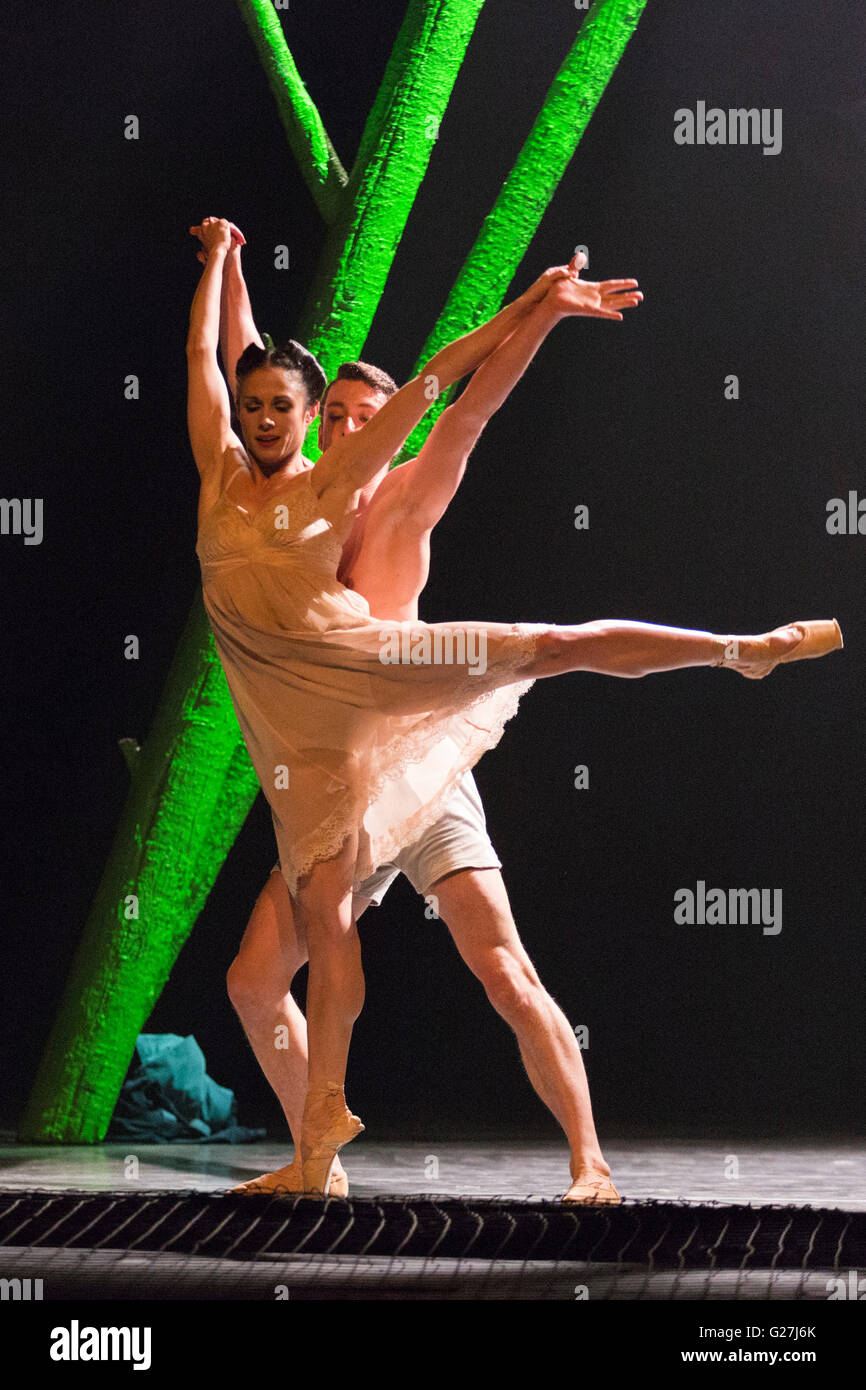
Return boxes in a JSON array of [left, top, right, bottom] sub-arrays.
[[522, 253, 587, 305], [189, 218, 246, 264], [544, 252, 642, 322]]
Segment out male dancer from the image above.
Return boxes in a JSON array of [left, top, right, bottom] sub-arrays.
[[193, 223, 642, 1202]]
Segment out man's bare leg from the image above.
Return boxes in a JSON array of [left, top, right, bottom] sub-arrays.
[[226, 870, 350, 1194], [432, 867, 617, 1201]]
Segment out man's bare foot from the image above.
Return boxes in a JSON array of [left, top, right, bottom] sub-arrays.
[[230, 1155, 348, 1198]]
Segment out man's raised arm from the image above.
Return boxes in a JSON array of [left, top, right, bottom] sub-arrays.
[[313, 266, 579, 500], [393, 257, 643, 530]]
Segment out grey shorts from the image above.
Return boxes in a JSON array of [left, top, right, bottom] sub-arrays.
[[270, 769, 501, 917]]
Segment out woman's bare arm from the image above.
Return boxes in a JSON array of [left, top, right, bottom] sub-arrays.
[[220, 242, 265, 402], [186, 219, 242, 478]]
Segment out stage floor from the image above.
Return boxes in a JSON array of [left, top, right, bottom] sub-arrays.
[[1, 1136, 863, 1207]]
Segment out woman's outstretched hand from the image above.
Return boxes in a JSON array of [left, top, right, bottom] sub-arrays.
[[543, 252, 642, 321], [189, 217, 245, 264]]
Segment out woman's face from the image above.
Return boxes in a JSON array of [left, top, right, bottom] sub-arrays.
[[237, 366, 318, 470]]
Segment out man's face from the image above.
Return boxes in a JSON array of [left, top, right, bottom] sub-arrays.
[[319, 377, 389, 451]]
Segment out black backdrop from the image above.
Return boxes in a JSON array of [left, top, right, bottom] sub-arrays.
[[2, 0, 863, 1141]]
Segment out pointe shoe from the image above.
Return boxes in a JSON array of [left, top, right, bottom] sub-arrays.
[[563, 1173, 622, 1205], [229, 1156, 349, 1198], [299, 1083, 364, 1196], [776, 619, 843, 663], [714, 619, 843, 680]]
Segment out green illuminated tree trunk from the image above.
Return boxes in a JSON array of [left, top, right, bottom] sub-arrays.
[[21, 0, 647, 1142]]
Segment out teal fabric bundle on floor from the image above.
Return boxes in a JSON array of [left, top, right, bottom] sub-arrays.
[[107, 1034, 266, 1142]]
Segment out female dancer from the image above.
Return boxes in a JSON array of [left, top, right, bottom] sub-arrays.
[[188, 217, 842, 1194]]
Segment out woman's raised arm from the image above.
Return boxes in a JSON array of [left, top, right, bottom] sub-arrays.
[[186, 217, 242, 478], [190, 221, 265, 409]]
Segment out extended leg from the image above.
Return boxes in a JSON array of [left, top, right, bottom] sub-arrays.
[[523, 619, 811, 680]]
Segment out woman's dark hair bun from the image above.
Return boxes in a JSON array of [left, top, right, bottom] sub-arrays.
[[235, 337, 327, 406]]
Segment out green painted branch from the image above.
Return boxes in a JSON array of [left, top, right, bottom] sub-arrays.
[[234, 0, 347, 223], [118, 737, 140, 773], [396, 0, 648, 462], [19, 592, 260, 1141], [297, 0, 486, 431]]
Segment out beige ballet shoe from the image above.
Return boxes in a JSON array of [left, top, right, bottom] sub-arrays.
[[776, 618, 843, 662], [229, 1155, 349, 1198], [299, 1083, 364, 1196], [563, 1173, 622, 1205], [713, 619, 843, 680]]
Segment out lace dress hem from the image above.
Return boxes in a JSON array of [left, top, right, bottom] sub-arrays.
[[281, 622, 547, 896]]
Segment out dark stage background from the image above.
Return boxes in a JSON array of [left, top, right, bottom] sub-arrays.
[[2, 1, 863, 1142]]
